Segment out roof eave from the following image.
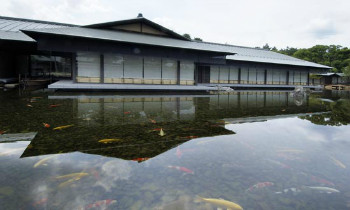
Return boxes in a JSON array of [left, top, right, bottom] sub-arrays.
[[21, 29, 235, 55]]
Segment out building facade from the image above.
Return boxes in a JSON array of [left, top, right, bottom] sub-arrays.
[[0, 14, 331, 90]]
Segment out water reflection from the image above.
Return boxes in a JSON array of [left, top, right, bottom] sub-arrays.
[[1, 90, 350, 209]]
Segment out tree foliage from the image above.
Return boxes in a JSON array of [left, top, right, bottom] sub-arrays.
[[183, 33, 203, 41]]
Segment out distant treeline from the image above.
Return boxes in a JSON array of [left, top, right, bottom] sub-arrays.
[[258, 44, 350, 75]]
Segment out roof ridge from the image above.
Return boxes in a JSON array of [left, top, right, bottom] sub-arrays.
[[0, 15, 77, 27]]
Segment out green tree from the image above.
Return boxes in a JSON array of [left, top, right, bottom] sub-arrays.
[[183, 33, 191, 39], [194, 37, 203, 41]]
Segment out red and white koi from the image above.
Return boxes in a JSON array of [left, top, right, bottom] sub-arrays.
[[167, 165, 194, 174], [132, 157, 150, 162], [81, 199, 117, 210], [310, 175, 335, 186], [176, 147, 182, 158], [32, 198, 48, 208], [246, 182, 274, 192]]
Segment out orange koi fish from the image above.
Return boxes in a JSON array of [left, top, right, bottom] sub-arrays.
[[246, 182, 274, 192], [43, 123, 50, 128], [149, 119, 156, 124], [179, 136, 199, 140], [83, 199, 117, 210], [168, 165, 194, 174], [32, 198, 48, 208], [132, 157, 150, 162], [124, 111, 131, 114], [151, 128, 162, 131], [0, 130, 6, 135], [50, 104, 61, 108], [53, 124, 74, 130]]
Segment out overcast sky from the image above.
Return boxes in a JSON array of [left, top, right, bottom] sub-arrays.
[[1, 0, 349, 49]]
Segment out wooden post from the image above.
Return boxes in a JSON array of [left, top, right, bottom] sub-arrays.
[[238, 67, 241, 84], [72, 53, 77, 83], [177, 60, 180, 85], [100, 54, 104, 83]]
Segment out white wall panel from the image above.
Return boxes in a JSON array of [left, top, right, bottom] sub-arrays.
[[144, 57, 161, 79], [180, 60, 194, 80], [162, 59, 177, 79], [104, 54, 123, 78], [77, 52, 100, 77], [124, 55, 143, 78]]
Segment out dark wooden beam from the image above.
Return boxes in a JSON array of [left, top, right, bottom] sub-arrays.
[[100, 54, 104, 83]]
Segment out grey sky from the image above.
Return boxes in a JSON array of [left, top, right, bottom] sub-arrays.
[[1, 0, 349, 49]]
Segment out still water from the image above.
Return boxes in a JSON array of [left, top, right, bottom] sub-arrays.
[[0, 90, 350, 209]]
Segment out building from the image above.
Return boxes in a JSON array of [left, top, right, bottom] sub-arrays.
[[310, 73, 350, 86], [0, 14, 331, 90]]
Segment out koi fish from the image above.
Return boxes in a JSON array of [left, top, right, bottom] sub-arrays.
[[149, 119, 156, 124], [27, 104, 33, 107], [43, 123, 50, 128], [124, 111, 131, 114], [151, 128, 162, 131], [176, 147, 182, 158], [33, 155, 56, 168], [50, 104, 61, 108], [0, 130, 6, 135], [246, 182, 274, 192], [275, 187, 301, 194], [132, 157, 150, 162], [179, 136, 199, 140], [329, 156, 346, 169], [310, 175, 335, 186], [32, 198, 48, 208], [168, 165, 194, 174], [0, 147, 25, 156], [305, 186, 340, 193], [197, 196, 243, 210], [56, 172, 89, 180], [98, 139, 121, 144], [53, 124, 74, 130], [266, 159, 291, 169], [159, 128, 165, 137], [83, 199, 117, 210], [90, 168, 100, 180], [58, 177, 81, 188]]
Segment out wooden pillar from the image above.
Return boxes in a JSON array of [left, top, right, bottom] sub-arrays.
[[264, 69, 267, 85], [286, 71, 289, 85], [71, 53, 77, 83], [177, 60, 180, 85], [194, 64, 198, 85], [307, 71, 310, 86], [100, 54, 104, 83], [238, 67, 241, 84]]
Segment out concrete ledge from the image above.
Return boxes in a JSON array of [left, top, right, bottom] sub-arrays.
[[48, 80, 217, 91]]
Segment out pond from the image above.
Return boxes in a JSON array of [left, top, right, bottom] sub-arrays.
[[0, 89, 350, 209]]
